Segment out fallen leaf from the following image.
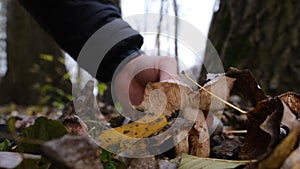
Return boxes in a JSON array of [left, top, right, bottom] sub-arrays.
[[59, 101, 88, 135], [198, 75, 236, 112], [174, 107, 210, 157], [0, 139, 11, 151], [108, 114, 167, 138], [128, 157, 157, 169], [0, 152, 43, 169], [245, 129, 300, 169], [158, 159, 179, 169], [73, 80, 104, 122], [175, 130, 189, 155], [98, 114, 168, 155], [191, 109, 210, 157], [210, 135, 243, 159], [226, 67, 267, 106], [135, 75, 235, 117], [41, 135, 103, 169], [279, 92, 300, 118], [174, 153, 252, 169], [239, 98, 283, 160], [18, 116, 68, 154], [281, 143, 300, 169], [280, 100, 300, 131], [135, 81, 197, 117]]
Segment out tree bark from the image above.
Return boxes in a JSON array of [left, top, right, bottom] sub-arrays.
[[0, 1, 71, 105], [207, 0, 300, 95]]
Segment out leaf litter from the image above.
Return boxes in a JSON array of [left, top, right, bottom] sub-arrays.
[[0, 67, 300, 168]]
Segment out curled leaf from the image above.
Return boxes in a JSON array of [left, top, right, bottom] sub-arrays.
[[279, 92, 300, 118], [245, 129, 300, 169], [135, 82, 198, 117], [239, 98, 283, 160], [226, 67, 267, 106], [135, 75, 235, 116]]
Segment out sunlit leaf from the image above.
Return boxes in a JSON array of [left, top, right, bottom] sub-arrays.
[[40, 54, 53, 62], [98, 114, 168, 154], [63, 73, 71, 80], [97, 82, 108, 96]]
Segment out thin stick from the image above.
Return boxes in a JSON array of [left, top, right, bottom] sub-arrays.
[[182, 71, 248, 114], [224, 130, 248, 134]]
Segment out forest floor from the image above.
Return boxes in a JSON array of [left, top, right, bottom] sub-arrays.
[[0, 67, 300, 169]]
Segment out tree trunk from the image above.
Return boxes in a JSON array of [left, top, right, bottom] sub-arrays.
[[207, 0, 300, 95], [0, 1, 71, 105]]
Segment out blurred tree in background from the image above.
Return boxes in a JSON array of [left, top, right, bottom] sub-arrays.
[[207, 0, 300, 95], [0, 1, 71, 105]]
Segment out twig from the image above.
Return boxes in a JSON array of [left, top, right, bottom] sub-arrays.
[[181, 71, 248, 114], [224, 130, 247, 134], [173, 0, 179, 68]]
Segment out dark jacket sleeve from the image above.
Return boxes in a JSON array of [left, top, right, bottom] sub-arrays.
[[19, 0, 143, 82]]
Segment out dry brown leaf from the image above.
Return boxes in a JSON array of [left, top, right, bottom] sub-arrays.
[[279, 92, 300, 118], [41, 135, 103, 169], [191, 109, 210, 157], [73, 80, 104, 121], [198, 75, 236, 111], [134, 81, 198, 117], [175, 108, 210, 157], [134, 75, 234, 158], [226, 67, 267, 106], [189, 128, 210, 158], [175, 109, 210, 157], [128, 157, 157, 169], [245, 129, 300, 169], [128, 157, 179, 169], [135, 75, 235, 117], [59, 101, 88, 135], [175, 135, 189, 155], [239, 98, 283, 160], [281, 100, 300, 131]]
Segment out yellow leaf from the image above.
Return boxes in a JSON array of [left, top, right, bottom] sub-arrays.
[[98, 114, 168, 154]]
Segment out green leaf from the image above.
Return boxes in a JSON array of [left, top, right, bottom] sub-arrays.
[[101, 150, 112, 163], [40, 54, 54, 62], [18, 117, 68, 154], [7, 117, 17, 135], [63, 73, 71, 80], [97, 83, 108, 96], [0, 139, 11, 151], [174, 154, 253, 169], [104, 163, 116, 169], [58, 57, 65, 64]]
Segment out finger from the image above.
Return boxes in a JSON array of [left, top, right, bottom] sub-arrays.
[[157, 57, 180, 81], [129, 79, 145, 105]]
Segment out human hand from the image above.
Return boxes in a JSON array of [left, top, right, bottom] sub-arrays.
[[113, 54, 180, 117]]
